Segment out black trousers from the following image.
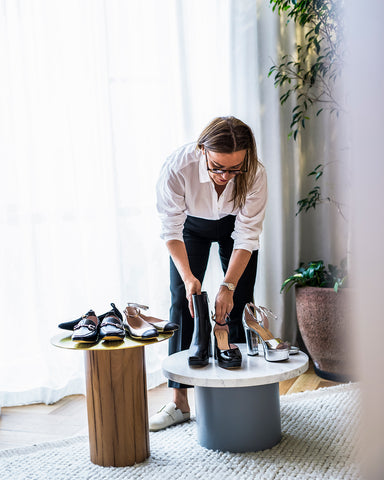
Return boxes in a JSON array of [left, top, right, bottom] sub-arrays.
[[168, 215, 258, 388]]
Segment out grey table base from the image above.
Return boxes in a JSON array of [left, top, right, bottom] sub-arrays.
[[195, 382, 281, 452], [162, 345, 308, 453]]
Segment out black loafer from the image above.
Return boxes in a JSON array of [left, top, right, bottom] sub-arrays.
[[58, 317, 83, 331], [72, 310, 99, 343], [59, 303, 120, 331], [99, 305, 125, 341]]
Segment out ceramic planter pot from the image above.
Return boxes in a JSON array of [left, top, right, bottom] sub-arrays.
[[295, 286, 354, 382]]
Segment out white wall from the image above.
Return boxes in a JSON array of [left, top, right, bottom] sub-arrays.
[[347, 1, 384, 478]]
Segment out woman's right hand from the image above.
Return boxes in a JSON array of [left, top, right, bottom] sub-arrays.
[[184, 276, 202, 317], [165, 240, 201, 317]]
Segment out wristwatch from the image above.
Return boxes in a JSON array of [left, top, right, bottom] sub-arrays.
[[220, 282, 236, 291]]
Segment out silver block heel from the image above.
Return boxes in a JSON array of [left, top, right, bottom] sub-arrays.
[[244, 324, 259, 356]]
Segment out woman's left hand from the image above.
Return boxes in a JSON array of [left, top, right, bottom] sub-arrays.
[[214, 287, 234, 324]]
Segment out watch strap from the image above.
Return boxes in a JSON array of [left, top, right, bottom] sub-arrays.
[[220, 282, 236, 291]]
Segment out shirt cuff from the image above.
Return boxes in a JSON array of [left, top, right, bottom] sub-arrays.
[[160, 232, 184, 243], [233, 238, 260, 253]]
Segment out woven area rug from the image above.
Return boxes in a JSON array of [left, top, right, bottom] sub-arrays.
[[0, 383, 361, 480]]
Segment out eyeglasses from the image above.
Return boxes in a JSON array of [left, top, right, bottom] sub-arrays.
[[205, 150, 248, 175]]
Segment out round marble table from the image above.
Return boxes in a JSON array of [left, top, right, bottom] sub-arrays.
[[51, 332, 172, 467], [162, 344, 308, 452]]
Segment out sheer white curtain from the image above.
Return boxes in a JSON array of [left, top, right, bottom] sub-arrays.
[[0, 0, 122, 405], [0, 0, 337, 407]]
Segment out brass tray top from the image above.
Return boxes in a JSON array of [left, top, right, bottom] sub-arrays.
[[51, 331, 173, 351]]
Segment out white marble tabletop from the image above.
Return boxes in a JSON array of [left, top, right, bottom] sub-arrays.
[[162, 344, 309, 388]]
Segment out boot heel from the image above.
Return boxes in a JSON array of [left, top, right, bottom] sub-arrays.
[[208, 339, 212, 358]]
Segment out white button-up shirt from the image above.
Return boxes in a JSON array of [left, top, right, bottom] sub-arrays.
[[156, 142, 267, 252]]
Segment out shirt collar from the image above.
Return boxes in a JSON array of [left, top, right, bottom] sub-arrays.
[[198, 151, 211, 183]]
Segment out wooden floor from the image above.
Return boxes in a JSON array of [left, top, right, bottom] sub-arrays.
[[0, 361, 342, 450]]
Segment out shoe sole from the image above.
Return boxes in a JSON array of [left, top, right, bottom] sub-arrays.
[[129, 335, 159, 340], [150, 327, 178, 333], [100, 335, 125, 341], [217, 361, 242, 369], [149, 417, 190, 432], [125, 331, 159, 340], [188, 358, 209, 367], [72, 338, 98, 343]]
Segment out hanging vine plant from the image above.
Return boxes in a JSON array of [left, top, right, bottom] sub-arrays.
[[269, 0, 345, 216], [268, 0, 344, 141]]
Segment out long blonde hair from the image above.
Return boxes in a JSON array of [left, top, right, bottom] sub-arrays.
[[196, 116, 259, 210]]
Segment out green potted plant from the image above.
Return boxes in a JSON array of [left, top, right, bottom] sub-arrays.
[[280, 260, 352, 382], [268, 0, 353, 381], [280, 259, 347, 294]]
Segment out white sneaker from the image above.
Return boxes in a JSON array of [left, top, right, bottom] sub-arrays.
[[149, 402, 190, 432]]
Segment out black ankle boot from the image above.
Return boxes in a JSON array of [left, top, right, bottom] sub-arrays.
[[188, 292, 211, 366]]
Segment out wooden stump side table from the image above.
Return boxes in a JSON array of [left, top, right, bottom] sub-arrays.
[[51, 332, 171, 467]]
